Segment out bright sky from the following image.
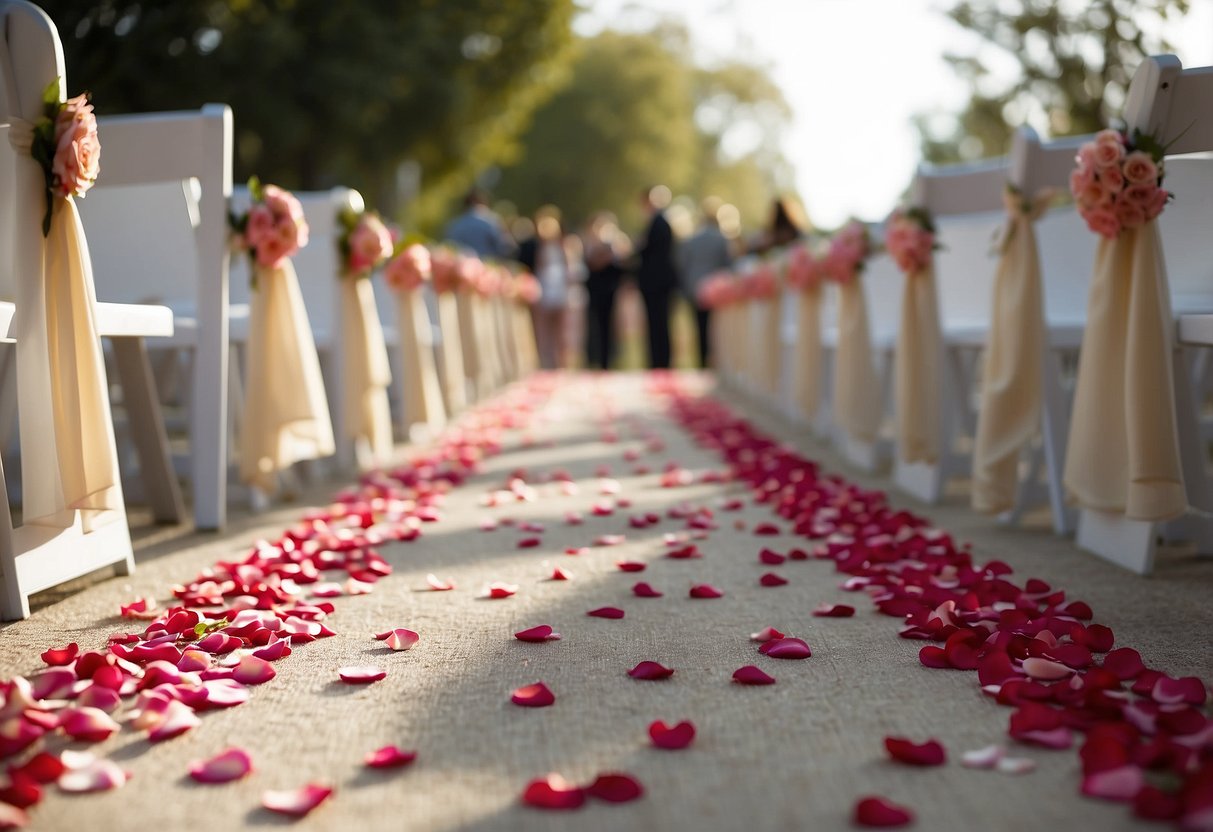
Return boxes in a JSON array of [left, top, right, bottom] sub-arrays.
[[576, 0, 1213, 228]]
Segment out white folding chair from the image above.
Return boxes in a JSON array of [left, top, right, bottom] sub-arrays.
[[893, 158, 1007, 503], [1073, 54, 1213, 573], [79, 105, 234, 530], [0, 0, 174, 617]]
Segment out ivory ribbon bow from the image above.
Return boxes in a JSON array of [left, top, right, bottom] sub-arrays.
[[240, 259, 335, 491], [395, 287, 446, 430], [1063, 221, 1186, 521], [9, 120, 123, 531], [894, 250, 943, 463], [341, 276, 393, 465], [794, 282, 823, 420], [972, 188, 1053, 513], [833, 277, 882, 442]]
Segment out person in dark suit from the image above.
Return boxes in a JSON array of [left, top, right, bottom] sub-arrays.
[[636, 185, 677, 369]]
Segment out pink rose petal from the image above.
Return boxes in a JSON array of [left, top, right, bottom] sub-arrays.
[[961, 745, 1004, 769], [339, 666, 386, 684], [884, 737, 946, 766], [689, 583, 724, 599], [758, 637, 812, 660], [759, 572, 788, 587], [522, 773, 586, 810], [148, 699, 201, 742], [425, 574, 455, 591], [189, 748, 253, 783], [59, 708, 120, 743], [511, 682, 556, 707], [1022, 657, 1073, 681], [364, 746, 417, 769], [628, 661, 675, 680], [750, 627, 785, 643], [633, 582, 664, 598], [587, 607, 625, 619], [594, 534, 626, 547], [514, 625, 561, 643], [1082, 765, 1145, 802], [384, 629, 420, 651], [261, 783, 334, 817], [232, 655, 276, 685], [649, 720, 695, 750], [732, 665, 776, 685], [484, 582, 519, 599], [586, 772, 644, 803], [549, 566, 574, 581], [995, 757, 1037, 775], [854, 796, 915, 828], [813, 603, 856, 618], [57, 759, 128, 793]]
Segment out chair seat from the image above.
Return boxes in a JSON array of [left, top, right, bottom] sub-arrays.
[[1179, 313, 1213, 346], [96, 302, 174, 338]]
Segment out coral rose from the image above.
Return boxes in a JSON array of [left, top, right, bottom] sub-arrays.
[[1084, 207, 1121, 239], [52, 94, 100, 197], [1122, 151, 1159, 185]]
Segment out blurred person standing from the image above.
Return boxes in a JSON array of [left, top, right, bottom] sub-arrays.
[[582, 212, 628, 370], [677, 197, 734, 368], [636, 185, 677, 369], [748, 195, 807, 255], [444, 188, 514, 259], [518, 206, 571, 369]]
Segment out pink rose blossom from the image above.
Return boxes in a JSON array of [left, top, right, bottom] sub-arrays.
[[430, 249, 459, 294], [1095, 129, 1124, 147], [384, 243, 431, 292], [1092, 140, 1125, 168], [1099, 165, 1125, 193], [1146, 188, 1169, 221], [1076, 144, 1097, 169], [1122, 151, 1159, 185], [347, 214, 393, 276], [1084, 207, 1121, 239], [245, 205, 275, 247], [52, 94, 101, 198], [1114, 199, 1147, 230]]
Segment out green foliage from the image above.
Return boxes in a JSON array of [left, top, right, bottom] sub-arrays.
[[918, 0, 1190, 163], [40, 1, 576, 222], [494, 25, 793, 233]]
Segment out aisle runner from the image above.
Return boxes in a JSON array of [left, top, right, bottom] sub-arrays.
[[0, 372, 1207, 830]]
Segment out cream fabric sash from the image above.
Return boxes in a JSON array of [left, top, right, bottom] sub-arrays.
[[763, 297, 783, 395], [833, 279, 882, 441], [437, 292, 467, 413], [340, 276, 393, 465], [395, 288, 446, 430], [492, 296, 516, 383], [1063, 223, 1186, 521], [455, 291, 481, 398], [240, 259, 335, 491], [794, 284, 823, 420], [474, 294, 502, 393], [894, 260, 943, 463], [22, 196, 125, 530], [972, 191, 1051, 513], [513, 302, 539, 375]]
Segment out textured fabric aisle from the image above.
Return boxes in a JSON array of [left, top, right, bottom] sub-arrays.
[[0, 372, 1209, 831]]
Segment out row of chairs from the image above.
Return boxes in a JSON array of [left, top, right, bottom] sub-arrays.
[[716, 54, 1213, 576], [0, 0, 537, 618]]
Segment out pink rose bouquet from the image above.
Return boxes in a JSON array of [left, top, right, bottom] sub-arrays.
[[696, 271, 739, 309], [339, 210, 393, 278], [383, 243, 432, 292], [785, 242, 824, 290], [822, 221, 873, 283], [1070, 129, 1170, 239], [29, 79, 100, 235], [230, 178, 309, 272], [884, 208, 937, 275], [430, 247, 460, 294]]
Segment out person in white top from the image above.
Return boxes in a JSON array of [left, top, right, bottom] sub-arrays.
[[518, 205, 571, 369]]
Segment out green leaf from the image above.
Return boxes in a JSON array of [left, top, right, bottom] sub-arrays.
[[247, 175, 264, 203], [194, 622, 208, 636], [41, 77, 60, 108]]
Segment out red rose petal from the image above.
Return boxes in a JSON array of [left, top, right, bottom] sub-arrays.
[[617, 561, 647, 572], [261, 783, 334, 817], [1081, 765, 1145, 802], [884, 736, 946, 766], [759, 572, 788, 587], [587, 606, 625, 619], [40, 643, 79, 667], [689, 583, 724, 599], [753, 522, 781, 536], [189, 748, 253, 783], [732, 665, 776, 685], [595, 534, 627, 547], [364, 746, 417, 769], [649, 720, 696, 750], [586, 772, 644, 803], [485, 582, 519, 599], [517, 537, 541, 549], [59, 708, 120, 743], [759, 548, 786, 565], [549, 566, 574, 581], [633, 582, 664, 598], [425, 574, 455, 591], [750, 627, 785, 642], [511, 682, 556, 707], [232, 655, 277, 685], [813, 603, 856, 618], [666, 544, 702, 559], [918, 645, 950, 668], [758, 637, 812, 660], [854, 796, 915, 828], [339, 666, 387, 684], [522, 773, 586, 810], [1102, 647, 1145, 680], [628, 661, 675, 680], [514, 625, 561, 643]]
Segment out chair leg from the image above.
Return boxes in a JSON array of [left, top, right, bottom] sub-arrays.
[[0, 452, 30, 620], [110, 338, 185, 525], [1040, 348, 1075, 535]]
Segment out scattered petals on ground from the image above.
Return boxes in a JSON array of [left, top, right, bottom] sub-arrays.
[[364, 746, 418, 769], [511, 682, 556, 707], [188, 748, 254, 784], [628, 661, 675, 681], [261, 783, 334, 817], [649, 720, 696, 750]]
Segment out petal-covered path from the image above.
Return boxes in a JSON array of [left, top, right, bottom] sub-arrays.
[[0, 372, 1209, 831]]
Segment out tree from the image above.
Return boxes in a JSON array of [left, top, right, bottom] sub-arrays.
[[494, 24, 793, 233], [38, 1, 576, 219], [917, 0, 1190, 163]]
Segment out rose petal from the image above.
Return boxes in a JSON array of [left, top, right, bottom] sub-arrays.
[[689, 583, 724, 599], [758, 637, 812, 660], [587, 607, 625, 619], [759, 572, 788, 587], [549, 566, 574, 581], [617, 561, 647, 573], [1022, 657, 1073, 681], [517, 537, 542, 549], [750, 627, 785, 643], [251, 639, 292, 661], [812, 603, 856, 618], [649, 719, 696, 750], [232, 655, 276, 685], [595, 534, 626, 547], [522, 773, 586, 810], [884, 737, 946, 766], [633, 582, 664, 598], [59, 708, 120, 743], [960, 745, 1004, 769], [148, 699, 200, 742], [586, 772, 644, 803], [511, 682, 556, 707], [484, 582, 518, 599], [732, 665, 776, 685], [854, 796, 915, 828], [514, 625, 561, 643], [189, 748, 253, 783], [261, 783, 334, 817], [40, 643, 79, 667], [425, 574, 455, 591], [995, 757, 1037, 775], [364, 746, 417, 769], [753, 522, 781, 536], [57, 759, 127, 793], [338, 666, 386, 684], [628, 661, 675, 680], [1081, 765, 1145, 802]]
